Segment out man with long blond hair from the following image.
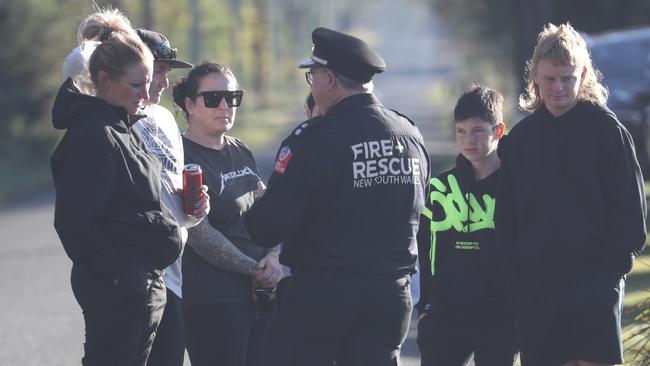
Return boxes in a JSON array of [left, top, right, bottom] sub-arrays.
[[496, 23, 647, 366]]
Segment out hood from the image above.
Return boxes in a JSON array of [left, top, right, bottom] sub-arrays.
[[51, 78, 140, 131], [537, 100, 616, 124]]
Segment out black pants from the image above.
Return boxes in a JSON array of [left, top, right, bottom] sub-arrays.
[[417, 310, 518, 366], [515, 271, 625, 366], [262, 271, 412, 366], [71, 264, 166, 366], [147, 289, 185, 366], [184, 300, 274, 366], [248, 299, 277, 366]]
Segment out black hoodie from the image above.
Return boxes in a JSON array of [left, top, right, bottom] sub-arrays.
[[496, 101, 647, 280], [417, 154, 509, 318], [50, 79, 182, 275]]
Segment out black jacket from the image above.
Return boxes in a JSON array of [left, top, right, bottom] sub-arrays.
[[417, 155, 508, 317], [496, 101, 647, 279], [51, 79, 182, 275], [245, 93, 430, 275]]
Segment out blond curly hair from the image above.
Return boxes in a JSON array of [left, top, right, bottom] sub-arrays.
[[519, 23, 608, 112]]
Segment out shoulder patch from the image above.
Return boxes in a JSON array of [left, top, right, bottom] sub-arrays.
[[273, 117, 326, 175], [274, 145, 294, 175]]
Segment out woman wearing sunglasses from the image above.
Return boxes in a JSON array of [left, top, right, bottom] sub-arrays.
[[172, 61, 283, 366]]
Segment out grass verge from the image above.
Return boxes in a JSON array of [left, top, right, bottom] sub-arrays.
[[624, 253, 650, 364]]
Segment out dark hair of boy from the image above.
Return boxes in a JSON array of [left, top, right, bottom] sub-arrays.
[[453, 85, 504, 126]]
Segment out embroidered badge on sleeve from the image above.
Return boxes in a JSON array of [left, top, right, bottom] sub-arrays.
[[274, 145, 294, 175]]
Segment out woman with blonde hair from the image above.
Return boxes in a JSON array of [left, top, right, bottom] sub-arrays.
[[51, 14, 182, 366]]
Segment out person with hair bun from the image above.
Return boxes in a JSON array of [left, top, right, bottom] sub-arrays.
[[51, 13, 182, 366], [75, 7, 137, 44], [172, 61, 283, 366], [62, 7, 136, 94]]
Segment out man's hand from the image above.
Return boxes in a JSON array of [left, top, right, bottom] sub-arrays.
[[253, 251, 283, 289], [254, 181, 266, 201]]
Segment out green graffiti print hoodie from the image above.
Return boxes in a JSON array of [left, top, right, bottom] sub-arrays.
[[416, 154, 509, 318]]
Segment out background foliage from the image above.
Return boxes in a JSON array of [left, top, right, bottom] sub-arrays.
[[0, 0, 319, 202], [5, 0, 650, 201], [427, 0, 650, 94]]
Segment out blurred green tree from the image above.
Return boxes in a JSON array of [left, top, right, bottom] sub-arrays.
[[0, 0, 91, 160], [0, 0, 316, 203]]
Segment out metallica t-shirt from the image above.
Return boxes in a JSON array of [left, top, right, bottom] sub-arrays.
[[182, 135, 267, 305]]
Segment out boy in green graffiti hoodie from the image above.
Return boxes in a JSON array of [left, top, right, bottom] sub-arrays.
[[416, 85, 518, 366]]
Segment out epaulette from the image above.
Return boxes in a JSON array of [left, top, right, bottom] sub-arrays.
[[390, 109, 416, 126], [288, 115, 325, 138]]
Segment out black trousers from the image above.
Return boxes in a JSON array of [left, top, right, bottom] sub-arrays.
[[263, 271, 412, 366], [417, 310, 518, 366], [248, 299, 277, 366], [184, 300, 274, 366], [71, 264, 166, 366], [147, 289, 185, 366]]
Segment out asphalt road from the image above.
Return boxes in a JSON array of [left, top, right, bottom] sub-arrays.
[[0, 193, 84, 365], [0, 150, 422, 365]]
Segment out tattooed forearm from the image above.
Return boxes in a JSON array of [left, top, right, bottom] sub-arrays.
[[187, 219, 259, 275]]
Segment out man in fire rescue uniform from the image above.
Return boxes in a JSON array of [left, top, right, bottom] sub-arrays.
[[244, 27, 430, 366]]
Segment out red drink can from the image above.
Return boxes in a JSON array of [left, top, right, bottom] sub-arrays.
[[183, 164, 203, 215]]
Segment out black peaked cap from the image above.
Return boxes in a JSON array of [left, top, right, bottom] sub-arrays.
[[298, 27, 386, 83], [136, 29, 193, 69]]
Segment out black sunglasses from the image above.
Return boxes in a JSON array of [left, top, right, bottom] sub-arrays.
[[150, 41, 177, 60], [194, 90, 244, 108]]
